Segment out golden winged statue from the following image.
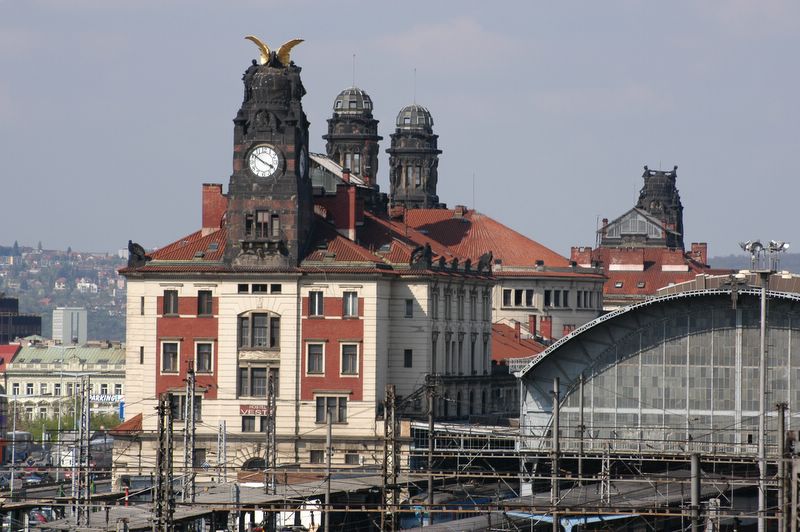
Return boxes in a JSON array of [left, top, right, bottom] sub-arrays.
[[245, 35, 304, 66]]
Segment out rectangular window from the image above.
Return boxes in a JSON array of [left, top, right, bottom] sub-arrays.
[[114, 384, 123, 396], [139, 346, 144, 364], [577, 292, 583, 308], [404, 349, 413, 368], [343, 291, 358, 318], [12, 383, 18, 396], [544, 290, 552, 307], [169, 395, 203, 422], [353, 153, 361, 173], [193, 449, 207, 469], [432, 291, 439, 319], [196, 342, 213, 373], [270, 283, 282, 294], [39, 383, 47, 396], [554, 290, 561, 307], [404, 299, 413, 318], [514, 289, 523, 306], [163, 290, 178, 315], [238, 283, 249, 294], [161, 342, 179, 373], [562, 290, 569, 308], [525, 289, 534, 307], [315, 396, 347, 423], [255, 211, 269, 238], [54, 383, 61, 396], [344, 453, 360, 465], [502, 289, 511, 307], [271, 214, 280, 237], [310, 450, 325, 464], [66, 383, 73, 396], [252, 284, 269, 293], [140, 296, 145, 315], [457, 292, 465, 319], [238, 368, 249, 397], [309, 291, 324, 316], [245, 213, 254, 237], [100, 383, 108, 395], [252, 314, 269, 347], [242, 415, 256, 432], [444, 292, 452, 319], [482, 292, 490, 321], [252, 368, 267, 396], [307, 344, 324, 374], [341, 344, 358, 375], [197, 290, 213, 316]]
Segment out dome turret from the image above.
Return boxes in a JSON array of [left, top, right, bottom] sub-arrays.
[[333, 87, 374, 116], [396, 104, 434, 130]]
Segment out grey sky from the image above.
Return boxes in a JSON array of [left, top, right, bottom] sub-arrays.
[[2, 1, 798, 258]]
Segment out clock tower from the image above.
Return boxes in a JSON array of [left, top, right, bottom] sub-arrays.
[[225, 38, 313, 268], [387, 104, 442, 209]]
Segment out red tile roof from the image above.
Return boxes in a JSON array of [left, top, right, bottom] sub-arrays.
[[491, 322, 546, 362], [405, 209, 569, 268], [592, 246, 731, 301], [110, 413, 142, 435], [149, 228, 226, 262], [0, 345, 19, 373]]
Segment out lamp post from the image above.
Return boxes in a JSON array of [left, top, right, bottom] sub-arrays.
[[740, 239, 789, 532]]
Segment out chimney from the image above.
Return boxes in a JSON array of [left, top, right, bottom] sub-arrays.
[[202, 183, 226, 236], [528, 315, 537, 337], [347, 185, 357, 240], [453, 205, 467, 218], [342, 168, 351, 183], [514, 321, 521, 343], [540, 316, 552, 341], [389, 206, 406, 221], [535, 259, 545, 271], [691, 242, 708, 265]]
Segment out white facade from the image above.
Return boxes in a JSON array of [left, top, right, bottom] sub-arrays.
[[52, 307, 88, 345]]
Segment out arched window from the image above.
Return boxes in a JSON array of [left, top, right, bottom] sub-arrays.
[[238, 311, 280, 349]]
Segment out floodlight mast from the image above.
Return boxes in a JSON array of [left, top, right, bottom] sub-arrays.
[[740, 238, 788, 532]]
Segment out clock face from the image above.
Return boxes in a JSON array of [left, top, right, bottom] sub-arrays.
[[299, 148, 307, 177], [249, 145, 280, 178]]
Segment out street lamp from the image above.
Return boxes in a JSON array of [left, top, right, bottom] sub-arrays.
[[740, 238, 789, 532]]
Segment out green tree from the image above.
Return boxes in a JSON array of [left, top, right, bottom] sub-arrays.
[[14, 411, 121, 443]]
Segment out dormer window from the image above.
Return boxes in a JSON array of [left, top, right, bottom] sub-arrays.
[[335, 101, 342, 109]]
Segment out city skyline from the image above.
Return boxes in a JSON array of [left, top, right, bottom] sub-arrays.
[[1, 1, 799, 256]]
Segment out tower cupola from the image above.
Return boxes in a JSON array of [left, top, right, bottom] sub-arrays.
[[323, 86, 382, 186], [387, 104, 442, 209]]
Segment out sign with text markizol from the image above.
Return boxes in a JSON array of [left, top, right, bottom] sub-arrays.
[[239, 404, 270, 416]]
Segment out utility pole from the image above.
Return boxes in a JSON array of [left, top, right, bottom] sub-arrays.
[[182, 362, 196, 503], [551, 377, 560, 532], [324, 410, 332, 532], [426, 375, 435, 526], [154, 393, 174, 532], [381, 385, 398, 532], [218, 420, 227, 483], [578, 374, 585, 487], [791, 457, 799, 532], [265, 372, 277, 494], [777, 402, 787, 532], [757, 269, 769, 532], [691, 453, 701, 532], [74, 375, 92, 526]]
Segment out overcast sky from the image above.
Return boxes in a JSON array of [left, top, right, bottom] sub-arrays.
[[2, 1, 799, 258]]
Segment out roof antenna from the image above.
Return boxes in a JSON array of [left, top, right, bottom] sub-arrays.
[[413, 67, 417, 104], [352, 54, 356, 87], [472, 172, 476, 212]]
